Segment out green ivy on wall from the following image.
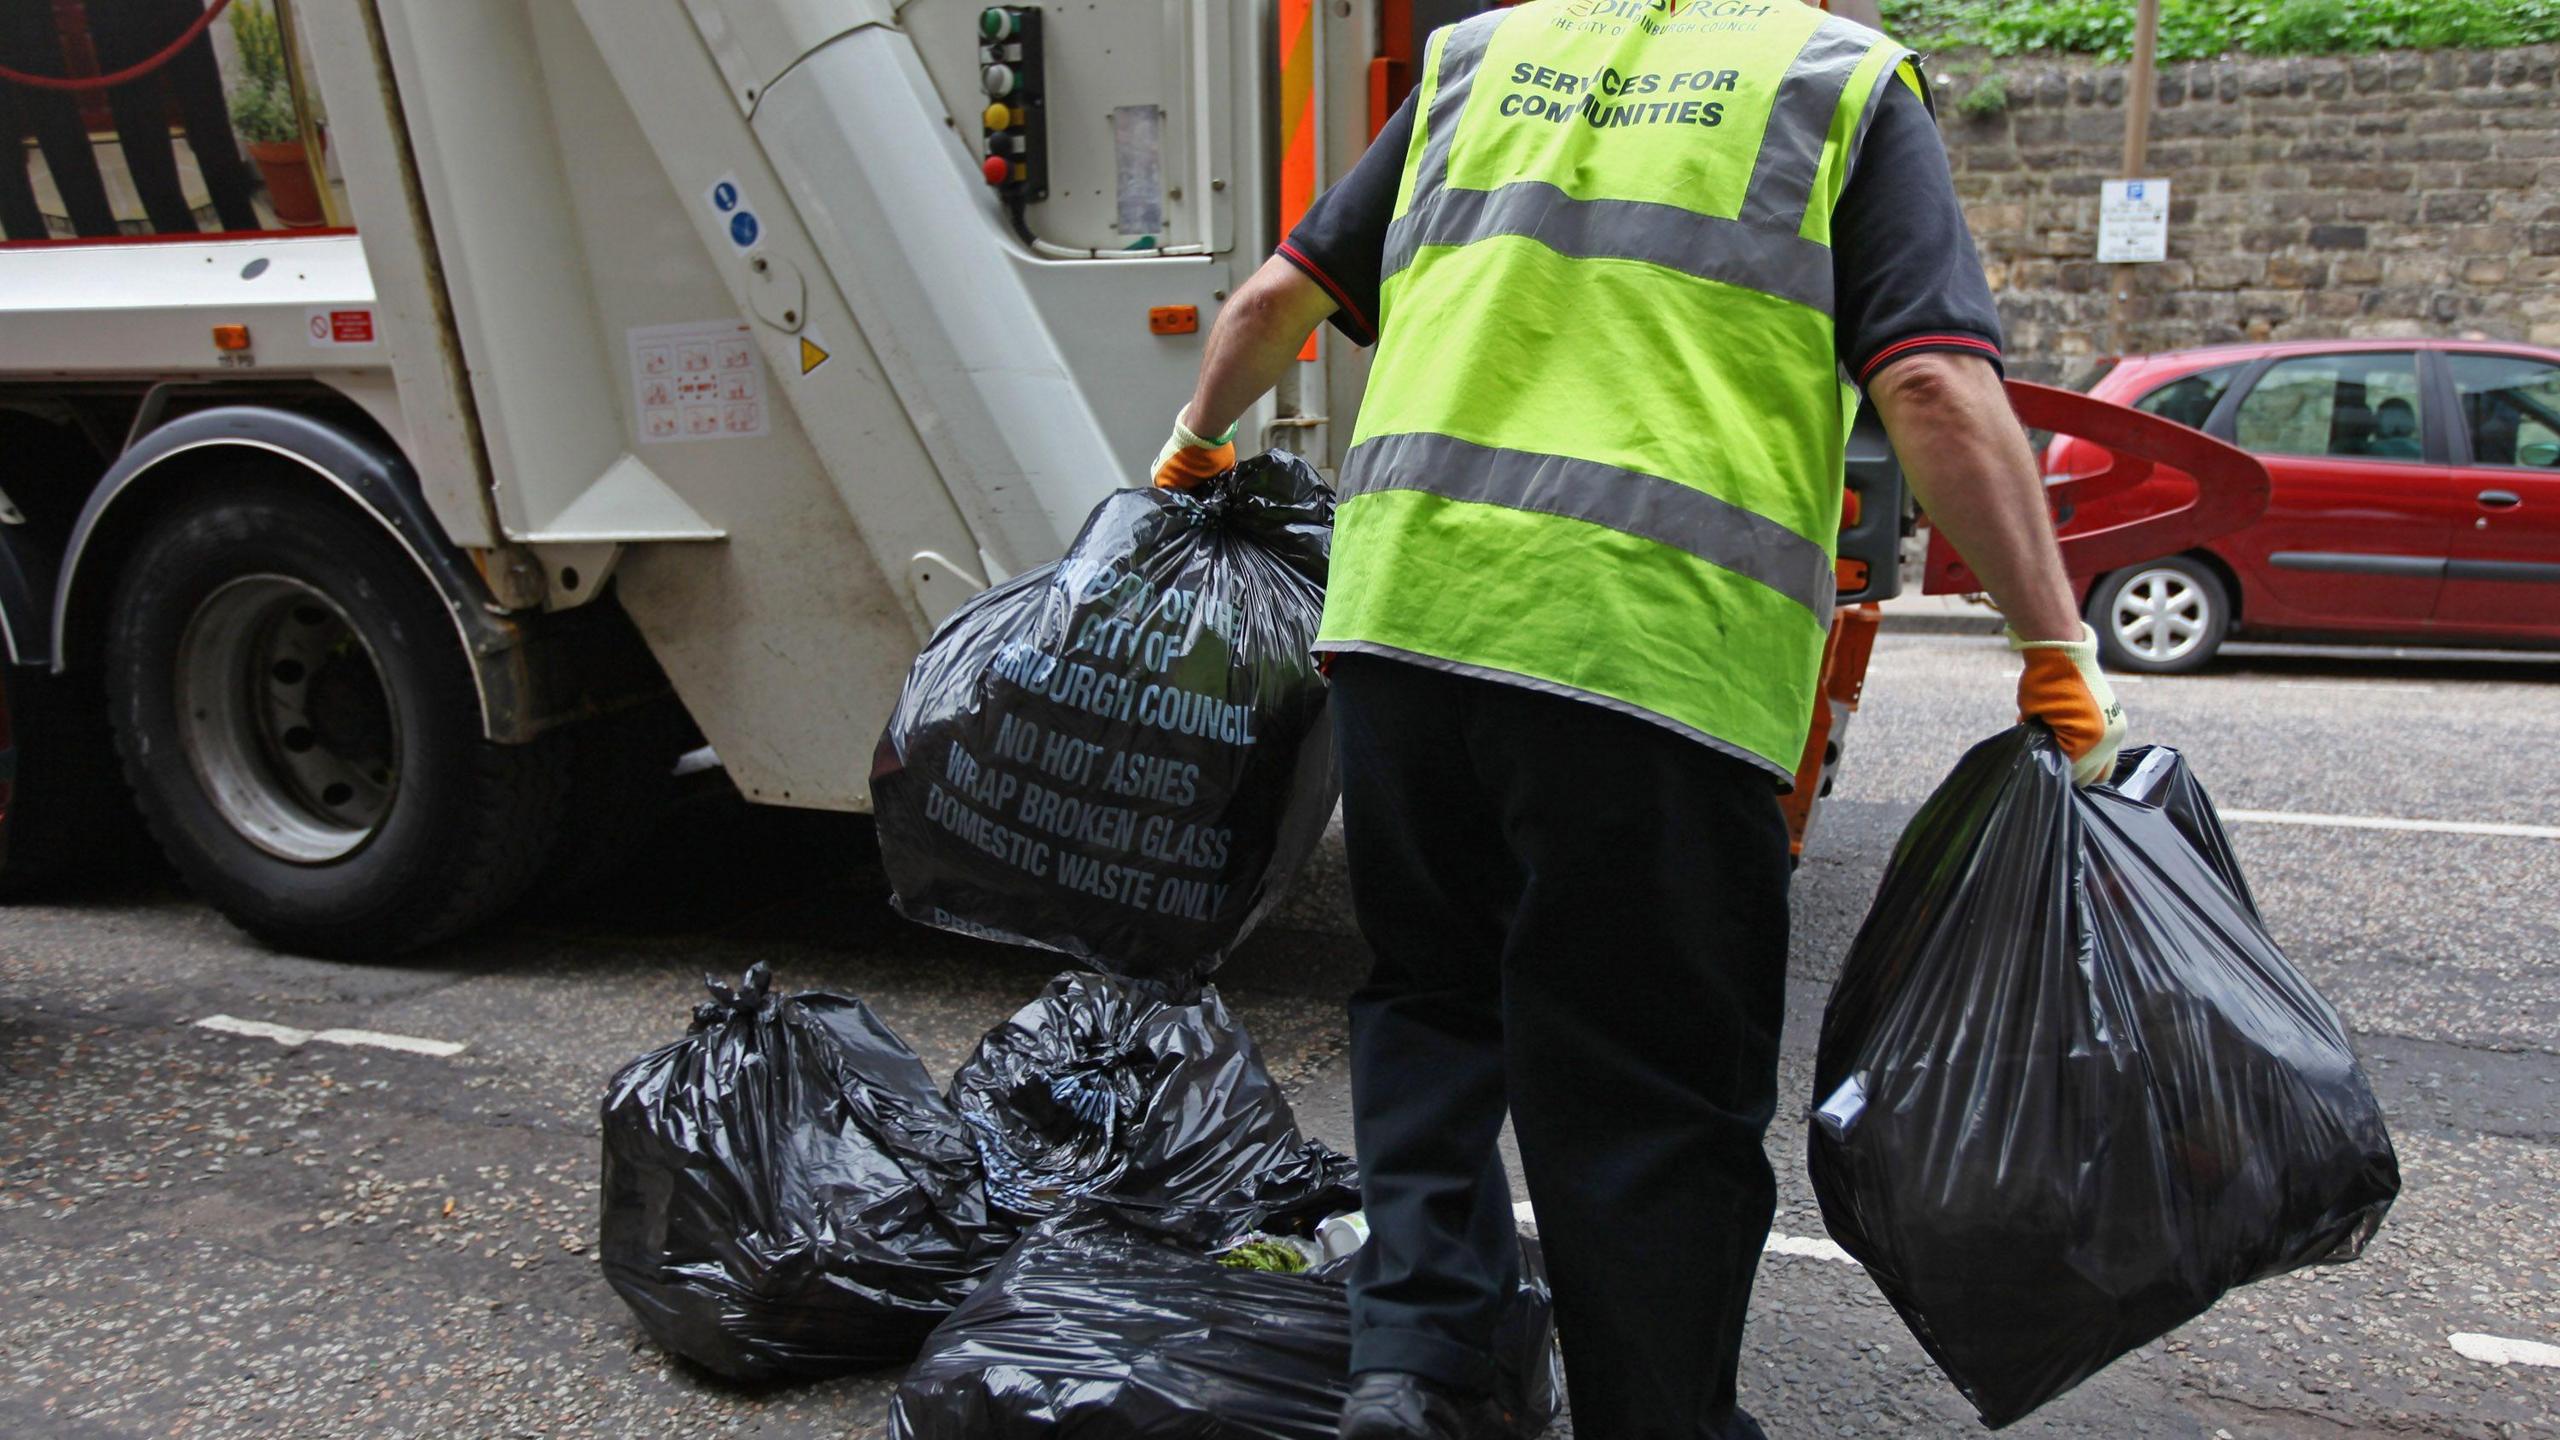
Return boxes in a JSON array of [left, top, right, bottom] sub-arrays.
[[1879, 0, 2560, 61]]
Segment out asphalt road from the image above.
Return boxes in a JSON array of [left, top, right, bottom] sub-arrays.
[[2, 619, 2553, 1439]]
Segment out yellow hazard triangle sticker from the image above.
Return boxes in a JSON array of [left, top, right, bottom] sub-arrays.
[[799, 335, 830, 375]]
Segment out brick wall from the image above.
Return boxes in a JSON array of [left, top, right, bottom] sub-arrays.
[[1929, 45, 2560, 381]]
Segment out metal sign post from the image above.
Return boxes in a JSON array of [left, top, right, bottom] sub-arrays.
[[2108, 0, 2162, 354]]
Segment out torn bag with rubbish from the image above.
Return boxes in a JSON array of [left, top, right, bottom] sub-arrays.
[[598, 964, 1011, 1382], [869, 453, 1339, 990], [1809, 728, 2399, 1428], [887, 1211, 1565, 1440]]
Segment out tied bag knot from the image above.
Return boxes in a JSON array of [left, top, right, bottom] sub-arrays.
[[690, 961, 777, 1032]]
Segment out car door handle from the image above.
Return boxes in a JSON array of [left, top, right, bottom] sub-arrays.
[[2477, 490, 2521, 509]]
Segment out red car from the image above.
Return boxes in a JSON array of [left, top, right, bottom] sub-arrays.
[[2049, 338, 2560, 672]]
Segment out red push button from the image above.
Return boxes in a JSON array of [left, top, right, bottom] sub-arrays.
[[982, 155, 1011, 187]]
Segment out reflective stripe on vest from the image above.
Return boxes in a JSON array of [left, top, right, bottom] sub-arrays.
[[1734, 21, 1889, 235], [1339, 431, 1837, 618], [1382, 10, 1904, 311]]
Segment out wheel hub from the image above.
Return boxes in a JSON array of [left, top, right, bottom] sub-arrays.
[[176, 577, 399, 863], [305, 648, 394, 761], [2109, 567, 2210, 664]]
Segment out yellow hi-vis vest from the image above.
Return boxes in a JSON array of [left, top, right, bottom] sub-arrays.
[[1315, 0, 1925, 779]]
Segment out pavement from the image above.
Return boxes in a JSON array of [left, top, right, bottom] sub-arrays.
[[2, 617, 2555, 1439]]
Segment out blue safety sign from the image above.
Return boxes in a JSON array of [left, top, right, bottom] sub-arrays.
[[702, 172, 761, 250]]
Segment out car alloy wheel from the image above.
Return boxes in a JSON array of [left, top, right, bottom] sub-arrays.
[[2106, 566, 2213, 667]]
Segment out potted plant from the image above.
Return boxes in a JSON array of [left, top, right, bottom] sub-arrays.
[[227, 0, 324, 226]]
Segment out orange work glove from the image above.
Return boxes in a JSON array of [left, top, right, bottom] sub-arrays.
[[1152, 410, 1237, 490], [2010, 623, 2127, 787]]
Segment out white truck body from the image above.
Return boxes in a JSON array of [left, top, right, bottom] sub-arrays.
[[1, 0, 1388, 811]]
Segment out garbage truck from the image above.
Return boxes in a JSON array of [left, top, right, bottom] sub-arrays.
[[0, 0, 2262, 955]]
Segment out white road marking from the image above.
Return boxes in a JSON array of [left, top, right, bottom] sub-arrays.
[[315, 1027, 469, 1058], [1763, 1233, 1861, 1265], [1512, 1201, 1859, 1266], [2221, 810, 2560, 841], [1994, 668, 2143, 685], [195, 1015, 467, 1058], [195, 1015, 314, 1046], [2450, 1333, 2560, 1369], [2263, 680, 2435, 693]]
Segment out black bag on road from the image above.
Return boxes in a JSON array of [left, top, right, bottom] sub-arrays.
[[887, 1212, 1565, 1440], [871, 454, 1339, 989], [598, 964, 1010, 1381], [950, 970, 1360, 1246], [1809, 728, 2399, 1427]]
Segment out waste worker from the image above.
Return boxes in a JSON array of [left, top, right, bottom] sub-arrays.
[[1153, 2, 2124, 1435]]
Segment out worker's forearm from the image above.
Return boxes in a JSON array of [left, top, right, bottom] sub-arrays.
[[1180, 257, 1338, 440], [1869, 354, 2082, 642]]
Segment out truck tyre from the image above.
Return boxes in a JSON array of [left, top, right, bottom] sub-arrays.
[[2086, 556, 2230, 676], [102, 479, 568, 957], [0, 664, 145, 895]]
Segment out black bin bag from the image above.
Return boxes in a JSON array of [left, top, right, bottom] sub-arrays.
[[887, 1212, 1566, 1440], [951, 970, 1360, 1246], [599, 964, 1011, 1382], [1809, 727, 2399, 1427], [871, 453, 1339, 989]]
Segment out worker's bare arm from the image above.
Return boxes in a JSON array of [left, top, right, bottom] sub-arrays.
[[1179, 257, 1339, 440], [1867, 352, 2083, 644]]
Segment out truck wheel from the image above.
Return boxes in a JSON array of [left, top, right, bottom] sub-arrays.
[[2086, 557, 2229, 675], [0, 664, 145, 895], [103, 480, 567, 957]]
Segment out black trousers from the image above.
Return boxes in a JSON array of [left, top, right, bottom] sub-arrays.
[[0, 4, 119, 238], [1334, 653, 1791, 1440]]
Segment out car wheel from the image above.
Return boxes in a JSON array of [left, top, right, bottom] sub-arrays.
[[103, 478, 569, 957], [2087, 557, 2230, 675]]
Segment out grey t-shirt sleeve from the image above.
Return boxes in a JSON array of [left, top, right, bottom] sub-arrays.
[[1831, 80, 2007, 385], [1275, 92, 1417, 347]]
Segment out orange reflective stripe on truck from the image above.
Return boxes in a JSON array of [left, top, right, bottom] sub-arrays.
[[1280, 0, 1320, 361]]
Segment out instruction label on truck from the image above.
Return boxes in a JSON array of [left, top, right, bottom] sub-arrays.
[[628, 320, 770, 444]]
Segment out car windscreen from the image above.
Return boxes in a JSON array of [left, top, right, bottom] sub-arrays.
[[2133, 365, 2244, 431]]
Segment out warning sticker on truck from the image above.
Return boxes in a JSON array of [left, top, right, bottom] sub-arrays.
[[628, 319, 770, 444], [305, 308, 377, 347]]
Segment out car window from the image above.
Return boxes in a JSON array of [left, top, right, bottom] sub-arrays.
[[2447, 353, 2560, 468], [2132, 365, 2242, 430], [2234, 352, 2425, 461]]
